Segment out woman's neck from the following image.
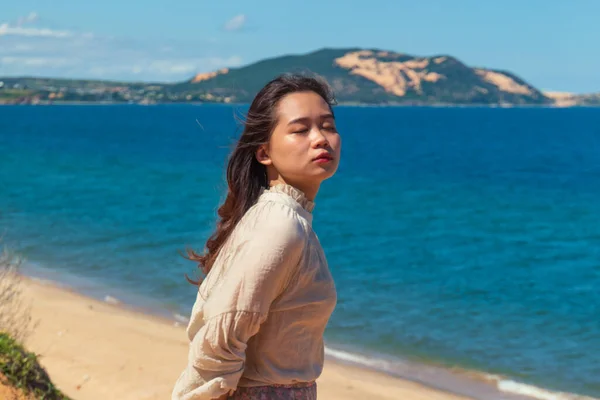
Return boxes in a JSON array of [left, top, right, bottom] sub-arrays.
[[268, 178, 319, 201]]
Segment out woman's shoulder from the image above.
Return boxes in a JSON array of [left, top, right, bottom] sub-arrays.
[[199, 194, 309, 301], [242, 196, 308, 243]]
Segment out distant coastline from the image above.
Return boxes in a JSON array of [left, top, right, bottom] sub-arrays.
[[2, 100, 599, 108], [2, 47, 599, 107]]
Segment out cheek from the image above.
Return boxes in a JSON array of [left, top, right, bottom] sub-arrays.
[[331, 134, 342, 154], [271, 136, 304, 161]]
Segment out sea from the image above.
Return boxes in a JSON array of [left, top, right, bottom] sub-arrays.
[[1, 104, 599, 400]]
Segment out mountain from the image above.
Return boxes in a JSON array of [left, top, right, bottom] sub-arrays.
[[1, 47, 596, 106], [171, 48, 551, 105], [544, 91, 600, 107]]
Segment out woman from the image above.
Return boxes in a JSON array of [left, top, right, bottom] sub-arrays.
[[172, 73, 341, 400]]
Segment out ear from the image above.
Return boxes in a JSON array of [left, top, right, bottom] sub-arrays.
[[256, 144, 273, 166]]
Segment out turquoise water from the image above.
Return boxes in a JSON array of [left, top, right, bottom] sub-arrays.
[[1, 105, 599, 398]]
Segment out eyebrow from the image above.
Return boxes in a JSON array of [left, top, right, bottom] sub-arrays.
[[287, 113, 335, 126]]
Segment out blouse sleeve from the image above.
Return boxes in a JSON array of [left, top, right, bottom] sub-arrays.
[[172, 202, 306, 400]]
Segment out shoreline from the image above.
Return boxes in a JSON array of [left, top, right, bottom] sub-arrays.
[[16, 272, 596, 400], [17, 276, 476, 400]]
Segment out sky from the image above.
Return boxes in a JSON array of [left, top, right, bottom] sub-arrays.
[[1, 0, 599, 93]]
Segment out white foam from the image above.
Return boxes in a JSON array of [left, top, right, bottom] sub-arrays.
[[324, 346, 401, 371], [486, 375, 599, 400], [28, 276, 55, 285], [326, 345, 471, 381], [325, 347, 600, 400], [103, 295, 121, 305], [173, 313, 190, 324]]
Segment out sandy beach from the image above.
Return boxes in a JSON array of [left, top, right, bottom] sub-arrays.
[[12, 278, 473, 400]]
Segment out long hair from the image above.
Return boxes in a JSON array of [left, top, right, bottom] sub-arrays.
[[186, 73, 336, 284]]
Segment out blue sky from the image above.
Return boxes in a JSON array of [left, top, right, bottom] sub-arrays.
[[1, 0, 598, 93]]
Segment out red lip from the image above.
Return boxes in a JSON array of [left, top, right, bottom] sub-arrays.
[[313, 152, 333, 161]]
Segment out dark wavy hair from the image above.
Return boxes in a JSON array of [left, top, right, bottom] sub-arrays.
[[186, 73, 336, 284]]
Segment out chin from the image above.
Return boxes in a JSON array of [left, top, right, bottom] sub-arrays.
[[293, 164, 339, 186], [313, 168, 338, 181]]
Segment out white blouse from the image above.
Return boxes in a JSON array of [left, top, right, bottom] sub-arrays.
[[172, 184, 337, 400]]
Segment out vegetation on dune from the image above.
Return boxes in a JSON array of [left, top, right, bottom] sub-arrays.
[[0, 333, 71, 400], [0, 245, 70, 400]]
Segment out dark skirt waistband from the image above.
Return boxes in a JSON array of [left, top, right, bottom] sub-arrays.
[[229, 381, 317, 399]]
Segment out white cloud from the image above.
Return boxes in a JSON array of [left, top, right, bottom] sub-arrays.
[[1, 56, 72, 67], [84, 57, 243, 79], [16, 12, 39, 26], [0, 23, 72, 38], [0, 12, 71, 38], [207, 56, 243, 68], [12, 43, 35, 52], [0, 13, 243, 82], [148, 60, 197, 74], [223, 14, 246, 31]]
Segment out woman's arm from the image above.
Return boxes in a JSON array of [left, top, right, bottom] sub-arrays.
[[172, 203, 306, 400]]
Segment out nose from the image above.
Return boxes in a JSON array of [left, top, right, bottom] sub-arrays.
[[310, 127, 329, 148]]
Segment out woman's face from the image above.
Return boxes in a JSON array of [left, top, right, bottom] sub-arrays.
[[257, 91, 341, 197]]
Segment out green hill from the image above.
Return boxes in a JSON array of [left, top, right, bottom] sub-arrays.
[[171, 48, 551, 105], [0, 47, 577, 105]]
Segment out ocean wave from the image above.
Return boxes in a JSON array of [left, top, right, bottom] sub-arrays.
[[173, 313, 190, 324], [325, 346, 599, 400], [324, 346, 406, 371], [486, 375, 598, 400], [103, 295, 121, 305]]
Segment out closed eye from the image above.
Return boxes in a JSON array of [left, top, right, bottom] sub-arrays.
[[289, 123, 310, 134]]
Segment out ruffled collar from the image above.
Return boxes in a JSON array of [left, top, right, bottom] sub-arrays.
[[264, 183, 315, 213]]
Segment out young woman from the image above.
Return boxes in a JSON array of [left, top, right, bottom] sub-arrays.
[[172, 74, 341, 400]]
